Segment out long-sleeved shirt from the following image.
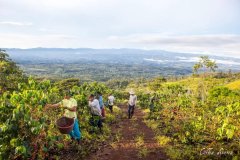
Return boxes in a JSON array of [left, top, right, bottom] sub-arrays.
[[108, 95, 115, 106], [128, 95, 137, 106], [88, 99, 102, 116]]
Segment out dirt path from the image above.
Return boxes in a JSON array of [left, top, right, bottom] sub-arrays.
[[87, 104, 168, 160]]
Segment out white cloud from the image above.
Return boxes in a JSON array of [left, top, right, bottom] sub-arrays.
[[0, 21, 33, 26], [145, 57, 240, 65], [109, 34, 240, 46], [0, 33, 78, 48], [1, 33, 239, 58], [107, 34, 240, 57]]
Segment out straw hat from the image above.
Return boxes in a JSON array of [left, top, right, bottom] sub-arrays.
[[129, 90, 135, 95]]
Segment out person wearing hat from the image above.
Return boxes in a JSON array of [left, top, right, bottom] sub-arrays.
[[128, 90, 137, 119], [45, 90, 81, 144]]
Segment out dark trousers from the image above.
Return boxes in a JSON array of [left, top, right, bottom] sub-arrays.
[[109, 105, 113, 113], [89, 115, 103, 131], [128, 105, 135, 119]]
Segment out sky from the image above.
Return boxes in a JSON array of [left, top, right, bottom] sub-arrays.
[[0, 0, 240, 57]]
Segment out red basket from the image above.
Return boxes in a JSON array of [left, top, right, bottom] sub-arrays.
[[56, 117, 74, 134]]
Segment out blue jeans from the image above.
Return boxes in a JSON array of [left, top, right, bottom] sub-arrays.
[[69, 119, 81, 140], [128, 105, 135, 119]]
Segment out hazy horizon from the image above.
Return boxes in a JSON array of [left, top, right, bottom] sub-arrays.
[[3, 47, 240, 59]]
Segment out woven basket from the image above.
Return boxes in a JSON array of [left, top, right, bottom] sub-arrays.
[[56, 117, 74, 134]]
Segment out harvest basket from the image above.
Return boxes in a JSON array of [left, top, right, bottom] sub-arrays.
[[56, 117, 74, 134]]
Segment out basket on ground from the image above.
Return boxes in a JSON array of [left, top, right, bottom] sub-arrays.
[[56, 117, 74, 134]]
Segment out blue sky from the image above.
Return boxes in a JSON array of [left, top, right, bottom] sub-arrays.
[[0, 0, 240, 57]]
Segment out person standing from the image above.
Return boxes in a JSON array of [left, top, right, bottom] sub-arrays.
[[149, 93, 156, 117], [46, 90, 81, 144], [97, 92, 105, 117], [88, 94, 103, 133], [128, 90, 137, 119], [108, 94, 115, 113]]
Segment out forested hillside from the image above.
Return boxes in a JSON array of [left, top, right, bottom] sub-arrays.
[[4, 48, 240, 81]]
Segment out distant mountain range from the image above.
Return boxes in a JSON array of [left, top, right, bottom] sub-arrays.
[[2, 48, 240, 80]]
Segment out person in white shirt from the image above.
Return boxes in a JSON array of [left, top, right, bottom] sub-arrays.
[[88, 94, 103, 133], [108, 94, 115, 113], [128, 90, 137, 119]]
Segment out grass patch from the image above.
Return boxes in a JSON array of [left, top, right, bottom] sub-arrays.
[[155, 135, 171, 146], [137, 146, 149, 158], [226, 79, 240, 90], [135, 135, 145, 147], [144, 119, 159, 131], [135, 134, 149, 158]]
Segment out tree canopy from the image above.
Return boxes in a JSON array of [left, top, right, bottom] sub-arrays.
[[193, 56, 218, 74], [0, 49, 24, 93]]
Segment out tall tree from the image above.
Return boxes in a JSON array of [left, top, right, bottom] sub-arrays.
[[193, 63, 202, 74], [0, 49, 24, 93], [193, 56, 218, 74]]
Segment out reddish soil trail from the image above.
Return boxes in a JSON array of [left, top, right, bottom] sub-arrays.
[[87, 104, 168, 160]]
